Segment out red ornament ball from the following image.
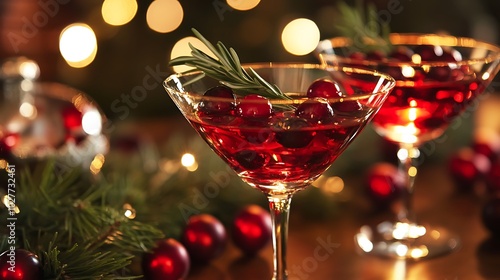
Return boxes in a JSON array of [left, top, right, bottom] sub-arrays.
[[61, 105, 83, 130], [448, 147, 490, 191], [142, 238, 190, 280], [181, 214, 227, 263], [0, 249, 42, 280], [482, 197, 500, 236], [365, 162, 404, 204], [232, 204, 272, 255]]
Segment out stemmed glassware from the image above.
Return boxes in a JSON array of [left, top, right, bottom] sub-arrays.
[[163, 63, 394, 279], [317, 33, 500, 259]]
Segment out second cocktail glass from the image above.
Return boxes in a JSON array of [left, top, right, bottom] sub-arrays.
[[317, 33, 500, 259]]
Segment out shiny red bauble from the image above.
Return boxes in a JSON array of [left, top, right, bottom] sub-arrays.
[[232, 204, 272, 255], [0, 249, 42, 280], [447, 147, 490, 191], [181, 214, 227, 263], [142, 238, 190, 280], [365, 162, 404, 204]]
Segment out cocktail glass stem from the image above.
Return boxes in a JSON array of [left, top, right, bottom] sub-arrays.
[[268, 194, 292, 280], [397, 144, 419, 226]]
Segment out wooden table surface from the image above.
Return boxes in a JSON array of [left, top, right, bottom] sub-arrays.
[[128, 94, 500, 279], [182, 162, 499, 280]]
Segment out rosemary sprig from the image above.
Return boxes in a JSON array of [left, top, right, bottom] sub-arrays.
[[169, 28, 291, 100], [334, 0, 393, 54]]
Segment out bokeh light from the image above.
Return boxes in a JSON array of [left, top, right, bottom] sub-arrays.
[[226, 0, 261, 11], [59, 23, 97, 68], [281, 18, 320, 56], [147, 0, 184, 33], [170, 36, 216, 72], [101, 0, 138, 26], [82, 109, 103, 136]]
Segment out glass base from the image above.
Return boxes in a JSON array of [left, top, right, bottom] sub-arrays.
[[355, 221, 460, 260]]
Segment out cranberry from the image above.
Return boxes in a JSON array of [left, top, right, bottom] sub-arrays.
[[199, 85, 235, 115], [237, 94, 272, 119], [414, 45, 444, 61], [274, 117, 313, 148], [234, 150, 267, 170], [296, 99, 334, 123], [441, 48, 462, 62], [307, 79, 342, 99], [331, 100, 363, 115], [349, 51, 366, 60], [239, 121, 272, 144], [389, 46, 413, 62], [428, 65, 452, 81], [366, 50, 385, 61]]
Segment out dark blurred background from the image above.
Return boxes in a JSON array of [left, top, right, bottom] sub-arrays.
[[1, 0, 499, 122]]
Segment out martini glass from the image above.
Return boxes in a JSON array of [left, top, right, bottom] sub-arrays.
[[317, 34, 500, 259], [163, 63, 394, 279]]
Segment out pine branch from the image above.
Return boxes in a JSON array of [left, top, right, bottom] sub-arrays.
[[334, 1, 393, 53]]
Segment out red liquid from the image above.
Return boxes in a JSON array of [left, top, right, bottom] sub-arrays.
[[372, 78, 485, 144], [189, 111, 370, 193]]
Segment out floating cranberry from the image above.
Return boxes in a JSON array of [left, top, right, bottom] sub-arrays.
[[428, 65, 452, 81], [234, 150, 267, 170], [237, 94, 272, 119], [331, 100, 363, 115], [349, 52, 366, 60], [296, 99, 334, 123], [307, 79, 342, 99], [240, 126, 272, 144], [414, 45, 443, 61], [389, 46, 413, 62], [441, 48, 462, 62], [366, 50, 385, 61], [199, 85, 235, 115], [274, 117, 313, 148]]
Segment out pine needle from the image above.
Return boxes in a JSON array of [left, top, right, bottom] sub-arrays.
[[334, 1, 393, 53], [169, 28, 291, 100]]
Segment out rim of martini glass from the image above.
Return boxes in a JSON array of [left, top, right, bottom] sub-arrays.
[[317, 33, 500, 67], [164, 62, 396, 103]]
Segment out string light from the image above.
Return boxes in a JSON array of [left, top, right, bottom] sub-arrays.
[[181, 153, 198, 171], [146, 0, 184, 33], [281, 18, 320, 56], [170, 36, 216, 72], [59, 23, 97, 68], [101, 0, 138, 26], [226, 0, 260, 11]]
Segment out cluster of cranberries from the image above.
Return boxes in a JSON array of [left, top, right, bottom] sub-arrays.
[[142, 205, 272, 280], [348, 44, 466, 82], [447, 139, 500, 235], [198, 79, 361, 149]]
